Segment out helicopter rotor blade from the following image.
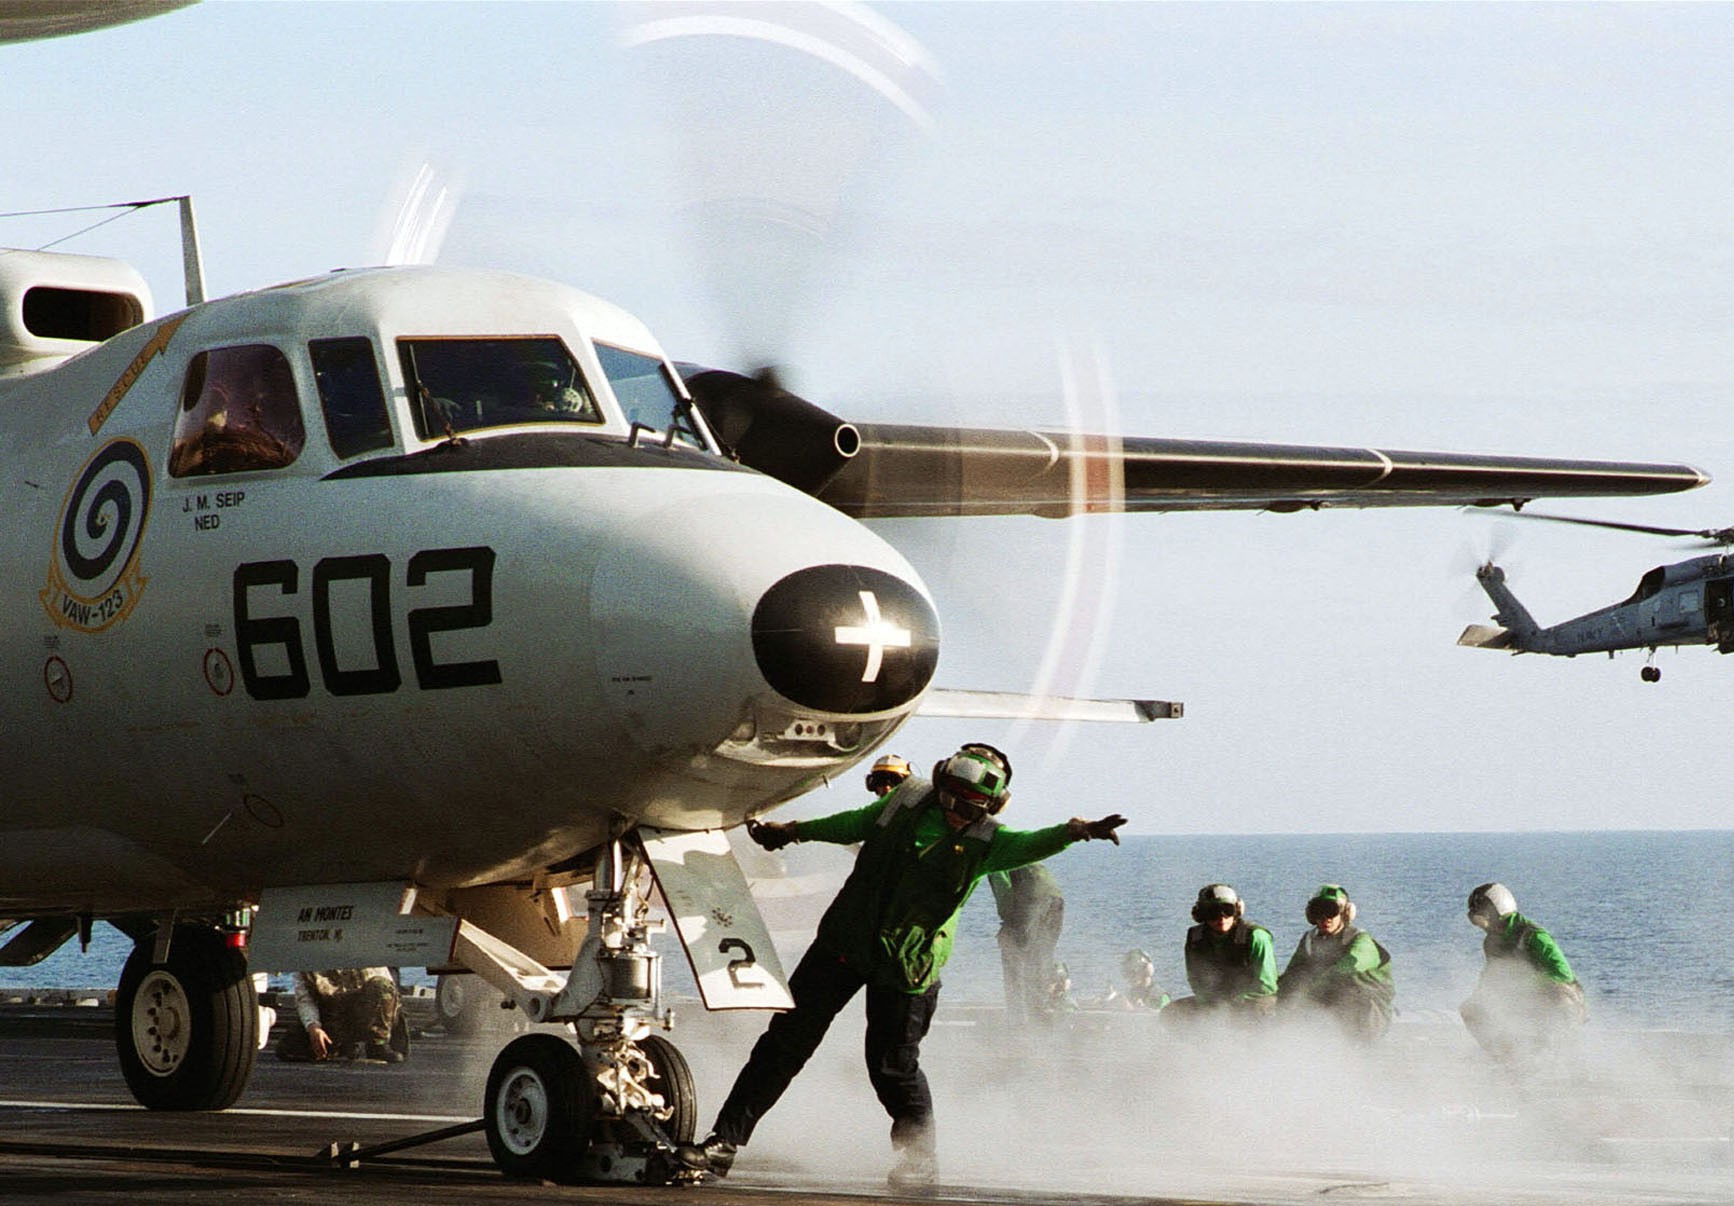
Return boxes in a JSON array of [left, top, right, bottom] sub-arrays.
[[1497, 510, 1734, 545]]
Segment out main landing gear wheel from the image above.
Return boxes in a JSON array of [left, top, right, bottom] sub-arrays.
[[436, 972, 504, 1037], [485, 1034, 594, 1183], [1642, 665, 1662, 682], [115, 924, 257, 1110]]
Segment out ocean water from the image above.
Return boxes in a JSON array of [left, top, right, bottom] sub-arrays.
[[940, 830, 1734, 1033], [6, 831, 1729, 1033]]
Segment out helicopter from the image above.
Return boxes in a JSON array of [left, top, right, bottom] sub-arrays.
[[1458, 512, 1734, 681]]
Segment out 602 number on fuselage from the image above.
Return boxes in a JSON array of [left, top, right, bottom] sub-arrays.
[[233, 545, 501, 700]]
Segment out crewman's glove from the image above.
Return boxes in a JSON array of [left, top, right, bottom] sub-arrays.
[[747, 819, 799, 851], [1067, 814, 1127, 844]]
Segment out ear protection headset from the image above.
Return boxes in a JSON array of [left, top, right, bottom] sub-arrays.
[[1305, 884, 1356, 926]]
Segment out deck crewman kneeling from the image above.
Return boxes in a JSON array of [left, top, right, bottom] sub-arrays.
[[1460, 882, 1585, 1069], [1277, 884, 1394, 1041], [1166, 883, 1278, 1021], [677, 742, 1127, 1189]]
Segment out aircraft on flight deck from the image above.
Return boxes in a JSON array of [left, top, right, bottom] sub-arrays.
[[0, 202, 1707, 1181], [1459, 511, 1734, 682]]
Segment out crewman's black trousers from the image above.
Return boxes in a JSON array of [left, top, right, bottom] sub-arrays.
[[710, 944, 939, 1151]]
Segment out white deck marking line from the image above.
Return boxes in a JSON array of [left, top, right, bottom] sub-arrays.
[[0, 1099, 470, 1123]]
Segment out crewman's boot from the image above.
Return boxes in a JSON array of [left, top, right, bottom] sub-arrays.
[[675, 1133, 736, 1177], [887, 1124, 938, 1191], [887, 1146, 937, 1190]]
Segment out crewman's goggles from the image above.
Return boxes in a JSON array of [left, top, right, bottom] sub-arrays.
[[938, 783, 994, 822], [1198, 902, 1237, 921], [1305, 898, 1345, 924]]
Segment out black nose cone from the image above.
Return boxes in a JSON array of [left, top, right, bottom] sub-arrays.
[[752, 565, 940, 714]]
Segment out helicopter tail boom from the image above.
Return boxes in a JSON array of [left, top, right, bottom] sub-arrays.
[[1468, 563, 1543, 650]]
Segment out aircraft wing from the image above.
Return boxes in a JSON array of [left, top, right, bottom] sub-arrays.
[[814, 425, 1708, 519], [679, 369, 1707, 518], [0, 0, 194, 43]]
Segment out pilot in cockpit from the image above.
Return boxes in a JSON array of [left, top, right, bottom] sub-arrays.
[[530, 365, 589, 416]]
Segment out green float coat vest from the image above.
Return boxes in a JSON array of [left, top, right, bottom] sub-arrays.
[[811, 780, 998, 994], [1277, 925, 1395, 1012], [1184, 918, 1275, 1004], [1483, 912, 1577, 985]]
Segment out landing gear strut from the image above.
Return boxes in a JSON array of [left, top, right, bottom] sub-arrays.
[[1641, 650, 1661, 682], [473, 834, 698, 1184]]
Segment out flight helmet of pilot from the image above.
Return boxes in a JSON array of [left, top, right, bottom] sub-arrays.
[[1305, 884, 1356, 931], [865, 753, 912, 796], [1466, 882, 1517, 930], [933, 743, 1012, 822]]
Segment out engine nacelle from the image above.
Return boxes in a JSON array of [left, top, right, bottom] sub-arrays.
[[0, 249, 151, 378]]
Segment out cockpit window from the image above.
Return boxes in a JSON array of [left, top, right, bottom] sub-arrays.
[[169, 344, 306, 477], [311, 337, 394, 459], [595, 342, 711, 450], [595, 343, 680, 429], [397, 336, 601, 440], [1627, 566, 1667, 605]]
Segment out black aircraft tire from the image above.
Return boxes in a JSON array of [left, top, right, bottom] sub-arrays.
[[485, 1034, 593, 1182], [436, 973, 498, 1037], [115, 925, 257, 1110], [639, 1033, 697, 1144]]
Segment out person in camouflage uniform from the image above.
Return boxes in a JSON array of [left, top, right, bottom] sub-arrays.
[[276, 967, 404, 1064]]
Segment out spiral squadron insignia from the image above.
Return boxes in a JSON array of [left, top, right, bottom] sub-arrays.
[[41, 440, 153, 633]]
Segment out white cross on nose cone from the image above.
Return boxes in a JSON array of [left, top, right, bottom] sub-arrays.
[[834, 590, 912, 683]]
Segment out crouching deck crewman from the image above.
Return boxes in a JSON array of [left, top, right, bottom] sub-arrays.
[[1460, 882, 1585, 1069], [677, 742, 1127, 1188], [1276, 884, 1394, 1041], [1166, 883, 1278, 1021]]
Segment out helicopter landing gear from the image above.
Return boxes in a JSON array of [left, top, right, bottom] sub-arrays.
[[1641, 651, 1661, 683]]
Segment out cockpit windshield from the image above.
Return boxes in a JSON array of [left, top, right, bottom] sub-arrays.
[[595, 342, 711, 450], [398, 336, 602, 440], [1626, 566, 1667, 605]]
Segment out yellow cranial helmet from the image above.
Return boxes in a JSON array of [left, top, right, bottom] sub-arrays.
[[865, 753, 912, 794]]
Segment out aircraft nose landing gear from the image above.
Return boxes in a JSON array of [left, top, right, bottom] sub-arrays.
[[472, 834, 700, 1185], [1641, 664, 1662, 682], [485, 1033, 592, 1181]]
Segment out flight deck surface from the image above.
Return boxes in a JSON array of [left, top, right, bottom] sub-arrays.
[[0, 1001, 1730, 1205]]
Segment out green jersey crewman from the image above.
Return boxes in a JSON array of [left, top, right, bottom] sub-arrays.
[[677, 742, 1126, 1189], [1276, 884, 1394, 1041], [1167, 883, 1277, 1021], [1460, 882, 1585, 1068]]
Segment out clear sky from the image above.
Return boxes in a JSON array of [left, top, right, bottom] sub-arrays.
[[7, 2, 1734, 833]]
